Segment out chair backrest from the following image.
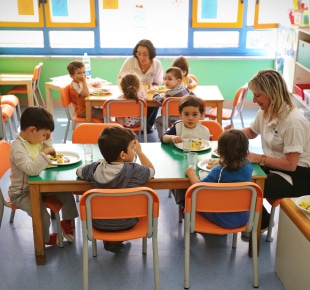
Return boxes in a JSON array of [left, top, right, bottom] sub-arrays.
[[231, 84, 248, 118], [199, 120, 223, 141], [79, 187, 160, 239], [72, 123, 122, 144], [60, 84, 72, 108], [0, 140, 12, 227], [103, 98, 147, 129], [184, 182, 263, 233], [32, 62, 43, 88], [0, 140, 11, 179], [161, 97, 181, 135]]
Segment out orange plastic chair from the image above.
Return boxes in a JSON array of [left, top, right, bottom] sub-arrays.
[[199, 120, 223, 141], [80, 187, 160, 290], [71, 123, 122, 202], [184, 182, 263, 289], [72, 123, 123, 144], [161, 97, 182, 135], [1, 104, 15, 141], [1, 94, 21, 130], [103, 98, 147, 142], [205, 84, 248, 128], [266, 198, 282, 242], [7, 62, 45, 107], [60, 84, 103, 143], [0, 140, 64, 246]]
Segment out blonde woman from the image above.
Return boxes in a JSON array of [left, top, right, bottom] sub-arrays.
[[241, 69, 310, 233]]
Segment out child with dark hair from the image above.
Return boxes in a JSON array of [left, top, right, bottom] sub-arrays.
[[67, 60, 103, 120], [76, 126, 155, 252], [172, 56, 197, 89], [117, 73, 146, 128], [9, 106, 78, 245], [153, 66, 194, 139], [185, 129, 253, 228]]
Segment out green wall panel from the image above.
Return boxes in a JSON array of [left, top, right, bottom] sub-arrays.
[[0, 57, 274, 104]]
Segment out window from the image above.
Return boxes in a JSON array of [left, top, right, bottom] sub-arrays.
[[0, 0, 293, 56]]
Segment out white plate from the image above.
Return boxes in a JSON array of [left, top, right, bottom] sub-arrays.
[[90, 88, 111, 95], [295, 195, 310, 215], [199, 170, 208, 180], [175, 139, 211, 152], [49, 151, 81, 166], [197, 158, 220, 172], [211, 148, 220, 157]]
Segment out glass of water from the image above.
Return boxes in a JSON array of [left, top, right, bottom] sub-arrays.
[[183, 139, 191, 155]]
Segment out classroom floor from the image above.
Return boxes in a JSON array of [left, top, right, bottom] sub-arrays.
[[0, 107, 285, 290]]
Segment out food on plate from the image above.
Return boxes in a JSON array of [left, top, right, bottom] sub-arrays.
[[150, 85, 167, 92], [92, 88, 110, 94], [299, 200, 310, 210], [191, 140, 202, 150], [206, 159, 219, 170], [49, 153, 70, 164]]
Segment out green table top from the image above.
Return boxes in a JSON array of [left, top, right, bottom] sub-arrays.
[[28, 142, 266, 183]]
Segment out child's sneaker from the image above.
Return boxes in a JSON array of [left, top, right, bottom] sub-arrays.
[[61, 220, 74, 242], [45, 233, 59, 246]]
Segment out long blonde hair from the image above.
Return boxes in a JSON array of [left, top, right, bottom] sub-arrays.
[[248, 69, 294, 121]]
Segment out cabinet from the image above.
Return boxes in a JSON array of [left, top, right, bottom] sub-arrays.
[[293, 28, 310, 116]]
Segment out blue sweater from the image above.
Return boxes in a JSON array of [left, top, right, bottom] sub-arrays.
[[200, 162, 253, 228]]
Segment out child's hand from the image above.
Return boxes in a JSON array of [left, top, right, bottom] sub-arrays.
[[134, 139, 142, 154], [185, 166, 195, 177], [224, 125, 233, 130], [43, 147, 56, 157], [171, 136, 182, 143]]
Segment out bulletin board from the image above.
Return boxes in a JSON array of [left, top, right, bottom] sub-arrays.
[[45, 0, 95, 28], [192, 0, 244, 28], [0, 0, 44, 27]]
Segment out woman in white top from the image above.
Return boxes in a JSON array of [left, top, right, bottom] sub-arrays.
[[118, 39, 163, 133], [241, 69, 310, 231]]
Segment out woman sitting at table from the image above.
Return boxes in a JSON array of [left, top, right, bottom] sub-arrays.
[[117, 39, 163, 133]]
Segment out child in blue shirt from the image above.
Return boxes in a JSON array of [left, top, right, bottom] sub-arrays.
[[185, 129, 253, 228]]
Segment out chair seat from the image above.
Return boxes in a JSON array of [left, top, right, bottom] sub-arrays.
[[92, 216, 148, 241], [194, 213, 248, 234], [8, 85, 27, 95], [205, 108, 235, 120]]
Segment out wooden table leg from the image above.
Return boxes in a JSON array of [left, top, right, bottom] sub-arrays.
[[86, 101, 92, 122], [29, 184, 46, 265], [216, 102, 223, 126], [27, 82, 34, 107]]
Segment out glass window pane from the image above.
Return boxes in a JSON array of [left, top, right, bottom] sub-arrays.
[[193, 31, 239, 48], [0, 30, 43, 47], [49, 31, 94, 48], [246, 30, 277, 50]]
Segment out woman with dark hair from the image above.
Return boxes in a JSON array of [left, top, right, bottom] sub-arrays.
[[118, 39, 163, 133]]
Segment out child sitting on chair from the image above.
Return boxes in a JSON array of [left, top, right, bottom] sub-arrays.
[[8, 107, 78, 245], [76, 126, 155, 253], [153, 66, 194, 139], [116, 73, 147, 128], [161, 95, 210, 209], [67, 60, 104, 120], [185, 129, 253, 228], [172, 56, 197, 89]]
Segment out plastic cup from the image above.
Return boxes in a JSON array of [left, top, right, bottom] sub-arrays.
[[187, 152, 198, 169], [84, 144, 93, 163], [183, 139, 191, 155]]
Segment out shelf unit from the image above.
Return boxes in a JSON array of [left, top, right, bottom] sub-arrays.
[[293, 28, 310, 114]]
